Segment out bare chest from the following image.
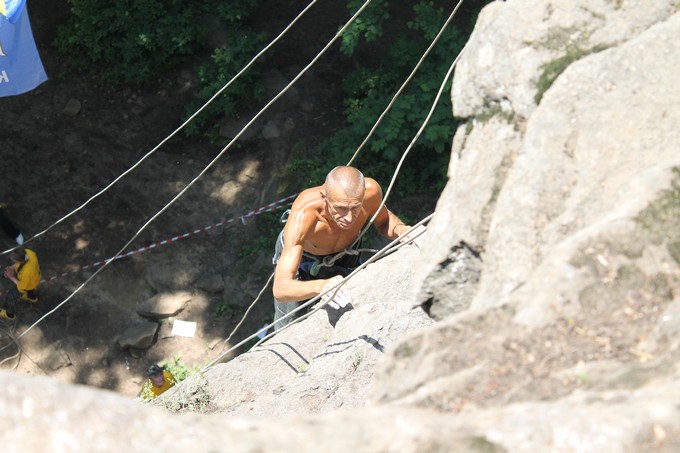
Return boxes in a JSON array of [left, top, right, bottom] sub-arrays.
[[303, 221, 363, 256]]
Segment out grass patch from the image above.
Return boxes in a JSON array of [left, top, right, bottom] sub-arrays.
[[213, 301, 234, 319]]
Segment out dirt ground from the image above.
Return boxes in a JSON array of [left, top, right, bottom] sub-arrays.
[[0, 1, 438, 397]]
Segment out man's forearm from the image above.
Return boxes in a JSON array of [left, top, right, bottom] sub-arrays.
[[379, 210, 407, 240], [273, 277, 327, 303]]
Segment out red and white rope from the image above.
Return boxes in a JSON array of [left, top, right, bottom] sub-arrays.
[[1, 193, 297, 294]]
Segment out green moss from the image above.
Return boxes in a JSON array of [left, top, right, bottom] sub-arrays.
[[615, 264, 645, 287], [474, 104, 516, 125], [465, 120, 474, 136], [636, 167, 680, 248], [532, 26, 609, 104], [535, 45, 608, 104], [669, 241, 680, 265], [537, 27, 586, 51], [466, 436, 507, 453]]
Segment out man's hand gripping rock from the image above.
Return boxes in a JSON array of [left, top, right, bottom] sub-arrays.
[[321, 275, 352, 310]]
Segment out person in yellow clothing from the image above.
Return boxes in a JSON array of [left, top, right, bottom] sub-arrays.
[[1, 248, 41, 320], [138, 364, 177, 401]]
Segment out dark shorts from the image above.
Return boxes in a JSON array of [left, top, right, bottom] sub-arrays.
[[3, 286, 22, 316]]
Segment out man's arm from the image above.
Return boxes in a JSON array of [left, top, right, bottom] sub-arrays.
[[373, 205, 411, 240], [272, 205, 335, 303], [272, 241, 330, 302], [364, 178, 409, 240], [4, 266, 18, 284]]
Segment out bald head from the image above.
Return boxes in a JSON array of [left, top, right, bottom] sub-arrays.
[[324, 166, 365, 199], [322, 166, 366, 229]]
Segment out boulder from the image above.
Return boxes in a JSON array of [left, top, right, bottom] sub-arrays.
[[136, 292, 193, 319], [116, 322, 159, 350], [62, 98, 81, 116]]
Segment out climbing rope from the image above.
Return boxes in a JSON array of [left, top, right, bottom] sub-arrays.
[[236, 0, 467, 280], [2, 0, 465, 381], [350, 40, 469, 250], [346, 0, 466, 167], [0, 194, 296, 298], [1, 0, 322, 256], [0, 0, 378, 351], [202, 216, 430, 369], [202, 10, 471, 370]]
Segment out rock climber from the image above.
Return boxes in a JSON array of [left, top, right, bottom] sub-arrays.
[[1, 248, 41, 320], [271, 165, 423, 331]]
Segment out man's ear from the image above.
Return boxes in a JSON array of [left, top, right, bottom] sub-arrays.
[[320, 189, 327, 201]]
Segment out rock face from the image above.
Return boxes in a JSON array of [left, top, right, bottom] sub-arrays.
[[3, 2, 680, 452], [159, 246, 433, 416]]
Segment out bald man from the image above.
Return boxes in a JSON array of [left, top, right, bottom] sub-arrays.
[[271, 166, 415, 331]]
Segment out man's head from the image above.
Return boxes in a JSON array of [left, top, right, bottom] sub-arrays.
[[147, 364, 165, 388], [322, 166, 365, 229]]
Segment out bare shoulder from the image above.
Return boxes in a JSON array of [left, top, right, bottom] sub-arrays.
[[363, 177, 384, 209], [290, 186, 324, 218], [285, 186, 325, 244]]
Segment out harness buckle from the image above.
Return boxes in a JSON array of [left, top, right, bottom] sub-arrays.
[[310, 261, 321, 277]]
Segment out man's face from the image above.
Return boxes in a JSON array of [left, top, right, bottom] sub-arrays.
[[324, 189, 364, 229], [150, 373, 165, 388]]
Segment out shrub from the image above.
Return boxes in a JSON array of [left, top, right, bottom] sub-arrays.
[[55, 0, 209, 85], [183, 28, 268, 139], [310, 1, 469, 195]]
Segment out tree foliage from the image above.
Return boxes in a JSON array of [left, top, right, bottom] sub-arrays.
[[298, 1, 471, 195], [55, 0, 263, 83], [54, 0, 491, 193], [55, 0, 266, 138], [339, 0, 390, 54], [55, 0, 212, 85], [183, 28, 268, 139]]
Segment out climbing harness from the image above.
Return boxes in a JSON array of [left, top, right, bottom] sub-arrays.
[[276, 211, 378, 277], [280, 209, 290, 223], [300, 246, 377, 278]]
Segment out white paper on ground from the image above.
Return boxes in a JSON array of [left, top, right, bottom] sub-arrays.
[[172, 320, 197, 338]]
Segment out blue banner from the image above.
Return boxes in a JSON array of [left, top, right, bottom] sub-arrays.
[[0, 0, 48, 97]]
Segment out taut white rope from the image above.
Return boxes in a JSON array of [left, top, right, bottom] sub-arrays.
[[2, 0, 321, 256], [1, 0, 377, 351]]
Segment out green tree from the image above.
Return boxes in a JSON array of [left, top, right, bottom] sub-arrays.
[[309, 1, 473, 195], [55, 0, 211, 85], [183, 28, 268, 139], [55, 0, 267, 138]]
